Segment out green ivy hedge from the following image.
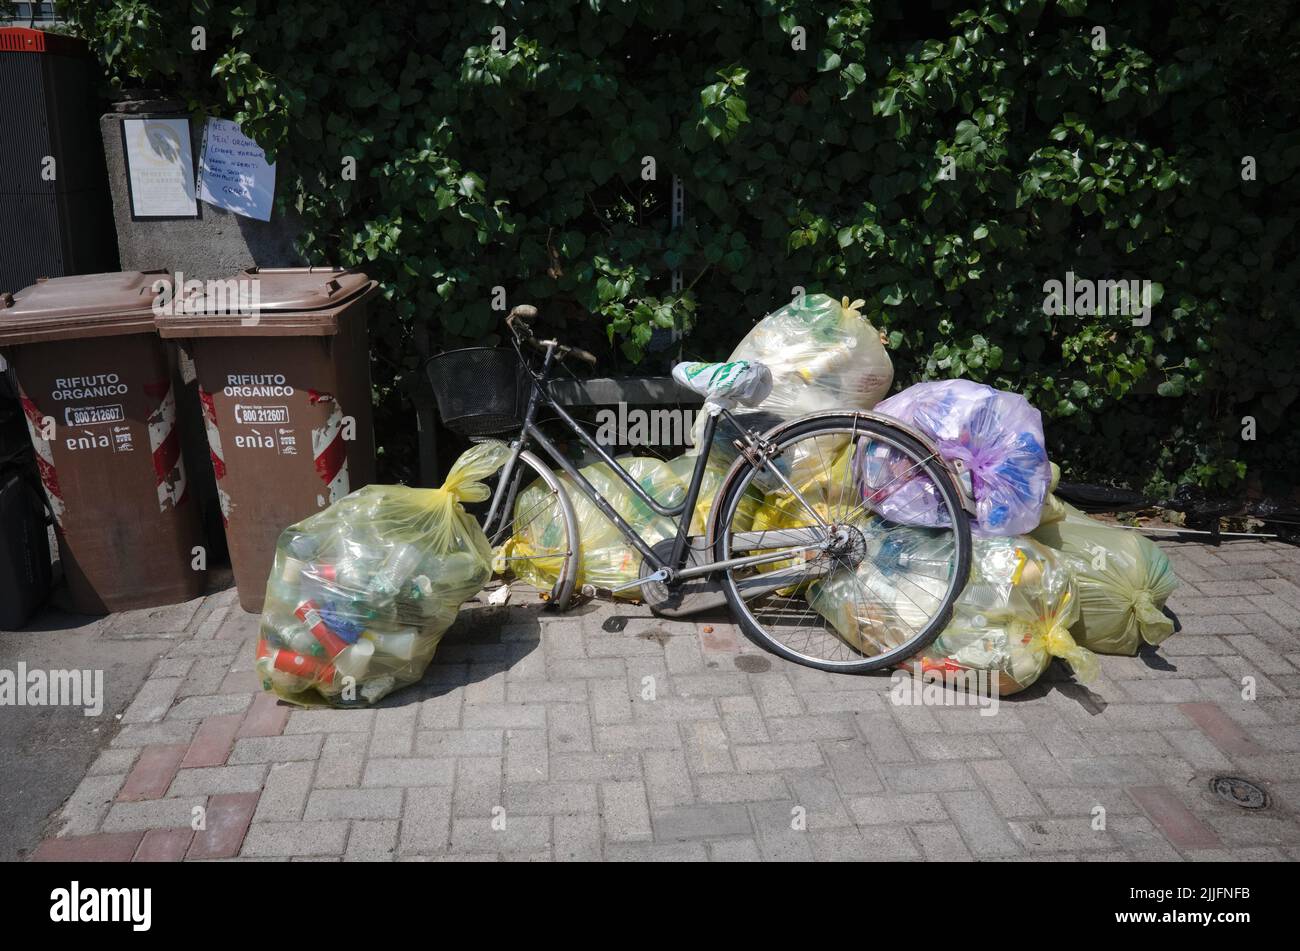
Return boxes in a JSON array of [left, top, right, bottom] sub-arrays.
[[65, 0, 1300, 493]]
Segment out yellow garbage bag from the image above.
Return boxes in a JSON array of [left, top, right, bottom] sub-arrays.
[[901, 536, 1097, 695], [507, 455, 684, 598], [1032, 508, 1178, 655], [256, 440, 509, 707]]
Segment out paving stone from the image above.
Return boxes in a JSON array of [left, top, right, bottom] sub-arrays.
[[554, 813, 602, 862], [167, 693, 253, 720], [707, 838, 762, 862], [400, 786, 454, 853], [134, 828, 193, 862], [601, 781, 652, 842], [306, 788, 403, 820], [748, 800, 815, 861], [450, 814, 549, 853], [505, 728, 549, 783], [346, 820, 399, 861], [189, 791, 259, 859], [182, 714, 244, 768], [254, 761, 315, 822], [118, 744, 188, 802], [228, 733, 324, 765], [548, 702, 594, 754], [314, 733, 369, 789], [942, 790, 1021, 857], [237, 692, 291, 738], [57, 774, 126, 836], [453, 757, 504, 817], [102, 797, 207, 833], [970, 759, 1045, 817], [88, 748, 139, 777], [242, 821, 349, 857], [112, 719, 200, 749], [549, 751, 643, 782], [352, 745, 450, 785], [823, 740, 885, 795], [505, 781, 597, 816], [681, 719, 733, 773], [786, 772, 854, 828], [605, 841, 708, 862], [643, 748, 694, 810], [1127, 786, 1224, 850], [415, 729, 505, 758], [912, 823, 975, 861], [1008, 818, 1118, 853], [766, 713, 858, 743], [595, 721, 683, 752], [121, 677, 183, 724], [369, 705, 418, 757], [285, 708, 374, 735], [169, 764, 266, 797], [32, 832, 144, 862], [1178, 701, 1266, 756], [879, 762, 977, 794], [103, 599, 204, 638]]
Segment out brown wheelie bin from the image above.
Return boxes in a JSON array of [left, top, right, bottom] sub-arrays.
[[155, 266, 379, 613], [0, 270, 206, 613]]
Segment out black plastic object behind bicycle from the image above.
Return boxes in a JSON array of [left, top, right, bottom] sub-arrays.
[[426, 347, 526, 437]]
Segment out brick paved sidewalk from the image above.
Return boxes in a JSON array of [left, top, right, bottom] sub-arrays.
[[27, 537, 1300, 862]]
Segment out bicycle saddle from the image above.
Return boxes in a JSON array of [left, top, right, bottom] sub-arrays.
[[672, 360, 773, 409]]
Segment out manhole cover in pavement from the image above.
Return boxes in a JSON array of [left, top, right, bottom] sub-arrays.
[[1210, 776, 1268, 809]]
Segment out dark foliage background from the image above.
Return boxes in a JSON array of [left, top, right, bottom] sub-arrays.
[[65, 0, 1300, 494]]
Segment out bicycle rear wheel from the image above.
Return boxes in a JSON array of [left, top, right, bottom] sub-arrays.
[[714, 413, 972, 673]]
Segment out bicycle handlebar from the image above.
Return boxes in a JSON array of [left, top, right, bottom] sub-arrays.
[[506, 304, 598, 367]]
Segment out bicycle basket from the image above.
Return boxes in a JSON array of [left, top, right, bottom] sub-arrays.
[[426, 347, 525, 437]]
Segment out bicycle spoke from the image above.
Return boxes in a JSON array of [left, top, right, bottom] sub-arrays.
[[722, 420, 968, 672]]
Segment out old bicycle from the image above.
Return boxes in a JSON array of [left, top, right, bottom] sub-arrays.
[[426, 304, 976, 673]]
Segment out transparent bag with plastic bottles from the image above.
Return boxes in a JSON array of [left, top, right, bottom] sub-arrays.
[[256, 440, 510, 707]]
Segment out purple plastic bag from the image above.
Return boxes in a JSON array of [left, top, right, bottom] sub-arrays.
[[858, 380, 1050, 536]]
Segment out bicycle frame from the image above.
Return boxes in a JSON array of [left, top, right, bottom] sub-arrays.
[[482, 341, 822, 586]]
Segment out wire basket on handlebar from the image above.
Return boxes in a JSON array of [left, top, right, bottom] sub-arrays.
[[425, 347, 526, 437]]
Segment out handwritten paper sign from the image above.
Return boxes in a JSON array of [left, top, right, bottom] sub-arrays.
[[121, 117, 198, 219], [198, 118, 276, 221]]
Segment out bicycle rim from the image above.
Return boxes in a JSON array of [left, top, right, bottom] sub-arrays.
[[477, 449, 578, 610], [717, 416, 972, 672]]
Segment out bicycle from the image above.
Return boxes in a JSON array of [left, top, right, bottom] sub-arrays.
[[426, 304, 976, 673]]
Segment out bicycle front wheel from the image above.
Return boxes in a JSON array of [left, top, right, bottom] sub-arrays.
[[715, 414, 972, 673], [476, 449, 579, 611]]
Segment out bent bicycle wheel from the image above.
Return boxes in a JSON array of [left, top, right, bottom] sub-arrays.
[[714, 414, 972, 673]]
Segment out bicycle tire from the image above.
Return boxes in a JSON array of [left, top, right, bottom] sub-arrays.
[[476, 449, 579, 611], [713, 412, 973, 673]]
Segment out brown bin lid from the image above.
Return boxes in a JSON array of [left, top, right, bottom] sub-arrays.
[[0, 270, 170, 346], [154, 266, 377, 338]]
